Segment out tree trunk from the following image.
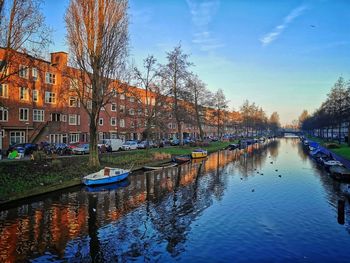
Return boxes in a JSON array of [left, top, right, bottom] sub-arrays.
[[177, 121, 183, 146], [195, 106, 204, 141], [89, 120, 100, 167]]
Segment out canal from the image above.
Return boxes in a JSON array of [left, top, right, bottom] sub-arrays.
[[1, 138, 350, 262]]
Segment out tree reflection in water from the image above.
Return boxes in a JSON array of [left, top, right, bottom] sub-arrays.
[[3, 139, 350, 261]]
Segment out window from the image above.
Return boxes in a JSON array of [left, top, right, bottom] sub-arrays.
[[10, 131, 25, 145], [69, 114, 80, 125], [0, 107, 8, 122], [33, 109, 44, 122], [32, 68, 38, 81], [45, 91, 56, 104], [99, 118, 104, 126], [69, 133, 80, 143], [138, 109, 143, 116], [168, 123, 172, 129], [19, 108, 29, 121], [33, 90, 39, 102], [0, 84, 8, 98], [129, 108, 135, 115], [87, 100, 92, 110], [86, 84, 92, 93], [19, 65, 29, 79], [61, 114, 67, 122], [69, 96, 80, 107], [0, 60, 8, 75], [111, 103, 117, 111], [119, 105, 125, 113], [129, 96, 135, 102], [120, 119, 125, 128], [110, 117, 117, 126], [45, 72, 56, 84], [19, 87, 29, 100], [101, 106, 105, 111], [70, 78, 78, 90], [120, 93, 125, 100], [1, 129, 5, 138]]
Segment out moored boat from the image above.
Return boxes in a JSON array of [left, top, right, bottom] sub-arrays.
[[191, 149, 208, 159], [83, 167, 130, 186], [329, 165, 350, 181], [172, 155, 191, 164], [143, 162, 177, 170]]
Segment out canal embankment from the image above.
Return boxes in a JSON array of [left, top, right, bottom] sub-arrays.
[[0, 141, 232, 205], [305, 136, 350, 162]]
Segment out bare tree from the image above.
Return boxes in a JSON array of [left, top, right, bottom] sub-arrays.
[[269, 112, 280, 135], [0, 0, 51, 89], [160, 45, 192, 145], [212, 89, 228, 138], [185, 73, 211, 141], [65, 0, 129, 167], [133, 55, 162, 141]]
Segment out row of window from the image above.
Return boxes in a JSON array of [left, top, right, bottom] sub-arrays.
[[0, 85, 57, 104], [18, 65, 56, 84]]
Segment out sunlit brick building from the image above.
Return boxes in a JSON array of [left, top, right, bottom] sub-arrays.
[[0, 48, 232, 150]]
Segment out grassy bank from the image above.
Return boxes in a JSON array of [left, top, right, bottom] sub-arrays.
[[306, 136, 350, 160], [0, 141, 232, 203]]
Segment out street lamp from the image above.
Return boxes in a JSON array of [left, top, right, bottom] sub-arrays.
[[25, 122, 29, 143]]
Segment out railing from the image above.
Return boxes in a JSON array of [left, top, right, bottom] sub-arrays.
[[28, 121, 49, 143]]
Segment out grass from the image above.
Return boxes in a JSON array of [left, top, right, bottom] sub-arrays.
[[0, 141, 233, 203]]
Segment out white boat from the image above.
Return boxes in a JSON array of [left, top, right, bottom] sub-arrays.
[[83, 167, 130, 186]]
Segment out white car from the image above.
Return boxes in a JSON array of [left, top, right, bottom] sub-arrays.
[[121, 141, 138, 150], [72, 143, 90, 154]]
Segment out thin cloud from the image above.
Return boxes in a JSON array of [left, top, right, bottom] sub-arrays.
[[187, 0, 224, 51], [260, 4, 307, 46]]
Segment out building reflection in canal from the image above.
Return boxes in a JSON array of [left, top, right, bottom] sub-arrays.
[[2, 138, 350, 261]]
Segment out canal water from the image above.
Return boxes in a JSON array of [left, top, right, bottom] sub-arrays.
[[1, 138, 350, 262]]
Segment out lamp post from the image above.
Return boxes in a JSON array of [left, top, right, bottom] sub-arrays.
[[25, 122, 29, 143]]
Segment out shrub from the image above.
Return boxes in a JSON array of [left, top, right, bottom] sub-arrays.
[[31, 151, 47, 161], [325, 143, 340, 149], [51, 159, 62, 168]]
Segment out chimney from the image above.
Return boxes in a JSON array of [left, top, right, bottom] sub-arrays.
[[50, 52, 68, 69]]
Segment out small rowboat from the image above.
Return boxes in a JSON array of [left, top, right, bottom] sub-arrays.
[[143, 162, 177, 170], [191, 149, 208, 159], [83, 167, 130, 186], [172, 155, 191, 164]]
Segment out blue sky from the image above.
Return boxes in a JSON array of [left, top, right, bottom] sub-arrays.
[[42, 0, 350, 124]]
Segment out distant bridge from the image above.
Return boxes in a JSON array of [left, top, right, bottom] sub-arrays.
[[280, 129, 302, 136]]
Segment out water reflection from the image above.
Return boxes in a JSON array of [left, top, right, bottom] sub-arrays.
[[1, 139, 350, 262]]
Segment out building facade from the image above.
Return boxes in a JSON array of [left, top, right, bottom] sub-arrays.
[[0, 49, 234, 150]]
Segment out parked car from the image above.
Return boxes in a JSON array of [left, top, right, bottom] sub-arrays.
[[121, 141, 138, 150], [98, 139, 124, 152], [159, 139, 170, 148], [7, 143, 38, 155], [170, 139, 180, 146], [184, 138, 195, 144], [137, 140, 156, 149], [72, 144, 90, 154]]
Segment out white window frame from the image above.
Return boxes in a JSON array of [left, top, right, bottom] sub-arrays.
[[33, 90, 39, 102], [19, 108, 29, 121], [69, 133, 80, 143], [129, 96, 135, 102], [120, 93, 125, 100], [69, 114, 77, 125], [111, 103, 117, 111], [99, 118, 104, 126], [33, 109, 45, 122], [19, 65, 29, 79], [45, 91, 56, 104], [0, 84, 8, 98], [0, 107, 8, 122], [45, 72, 56, 84], [69, 96, 80, 107], [19, 87, 29, 101], [129, 108, 135, 115], [110, 117, 117, 126], [10, 131, 25, 145], [32, 68, 38, 81], [120, 119, 125, 128]]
